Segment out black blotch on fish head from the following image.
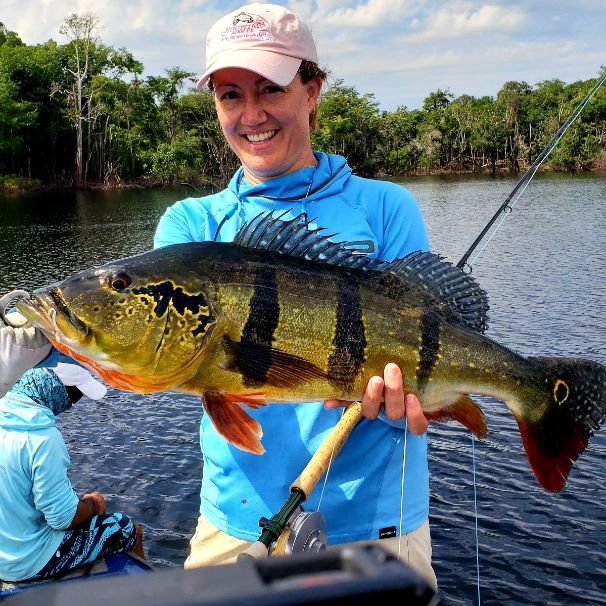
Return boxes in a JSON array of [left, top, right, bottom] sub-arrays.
[[132, 282, 215, 339]]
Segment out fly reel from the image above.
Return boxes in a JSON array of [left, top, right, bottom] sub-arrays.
[[237, 404, 363, 563], [271, 507, 327, 556]]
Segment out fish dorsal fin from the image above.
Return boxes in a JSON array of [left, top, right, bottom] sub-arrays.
[[234, 211, 489, 333], [385, 251, 490, 333], [234, 211, 377, 270]]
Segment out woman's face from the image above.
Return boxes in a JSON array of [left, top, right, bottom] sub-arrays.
[[212, 68, 322, 183]]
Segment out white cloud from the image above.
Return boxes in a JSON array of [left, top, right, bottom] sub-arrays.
[[406, 3, 526, 42], [314, 0, 420, 28]]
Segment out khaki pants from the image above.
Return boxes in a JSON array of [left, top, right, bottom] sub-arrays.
[[184, 512, 437, 590]]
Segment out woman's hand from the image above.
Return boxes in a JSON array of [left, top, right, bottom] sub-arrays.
[[324, 363, 428, 436]]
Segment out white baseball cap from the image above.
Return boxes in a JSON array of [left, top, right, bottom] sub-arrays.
[[53, 363, 107, 401], [197, 3, 318, 90]]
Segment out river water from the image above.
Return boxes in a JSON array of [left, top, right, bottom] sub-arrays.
[[1, 172, 605, 604]]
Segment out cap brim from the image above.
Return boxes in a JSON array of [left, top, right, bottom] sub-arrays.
[[197, 50, 302, 90]]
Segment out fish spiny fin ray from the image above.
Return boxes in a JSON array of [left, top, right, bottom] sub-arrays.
[[515, 357, 606, 492], [233, 211, 489, 333], [202, 391, 266, 454], [425, 395, 488, 438], [234, 212, 384, 270], [385, 252, 489, 333]]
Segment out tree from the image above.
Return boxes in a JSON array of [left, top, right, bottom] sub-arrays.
[[496, 81, 531, 172], [422, 89, 453, 113], [469, 96, 508, 175], [0, 22, 24, 47], [55, 14, 101, 187], [313, 81, 383, 176], [379, 106, 424, 174], [0, 39, 69, 180], [446, 95, 476, 172], [177, 90, 238, 187]]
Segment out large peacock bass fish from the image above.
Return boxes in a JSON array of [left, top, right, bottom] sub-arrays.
[[15, 212, 606, 492]]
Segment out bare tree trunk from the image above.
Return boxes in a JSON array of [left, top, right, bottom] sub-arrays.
[[59, 13, 100, 188]]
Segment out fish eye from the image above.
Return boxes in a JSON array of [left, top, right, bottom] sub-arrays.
[[109, 272, 132, 292]]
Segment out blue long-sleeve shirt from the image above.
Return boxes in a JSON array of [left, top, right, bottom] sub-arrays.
[[154, 152, 430, 543], [0, 393, 79, 581]]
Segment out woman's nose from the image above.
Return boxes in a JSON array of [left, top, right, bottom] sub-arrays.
[[241, 98, 266, 126]]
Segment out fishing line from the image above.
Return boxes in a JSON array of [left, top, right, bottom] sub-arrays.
[[398, 417, 409, 561], [453, 71, 605, 603], [457, 70, 606, 273], [471, 434, 481, 605], [315, 407, 344, 512]]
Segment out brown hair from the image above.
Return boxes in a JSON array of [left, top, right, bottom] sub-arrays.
[[299, 60, 327, 130]]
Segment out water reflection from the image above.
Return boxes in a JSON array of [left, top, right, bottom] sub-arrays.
[[1, 173, 605, 604]]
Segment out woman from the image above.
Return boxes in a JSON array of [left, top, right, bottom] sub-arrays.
[[154, 3, 436, 588]]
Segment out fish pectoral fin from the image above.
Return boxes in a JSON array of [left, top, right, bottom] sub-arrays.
[[222, 336, 327, 388], [425, 395, 487, 439], [202, 391, 266, 454]]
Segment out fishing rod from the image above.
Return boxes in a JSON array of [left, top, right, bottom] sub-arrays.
[[238, 402, 364, 560], [454, 70, 606, 604], [457, 70, 606, 273]]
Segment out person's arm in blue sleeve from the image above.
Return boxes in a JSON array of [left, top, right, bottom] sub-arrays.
[[154, 202, 201, 249], [379, 186, 430, 261], [31, 433, 80, 530], [31, 432, 106, 530]]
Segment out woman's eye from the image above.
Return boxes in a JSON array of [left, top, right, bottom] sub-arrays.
[[261, 86, 283, 95], [219, 90, 240, 101]]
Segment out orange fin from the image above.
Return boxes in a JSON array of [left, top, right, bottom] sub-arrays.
[[203, 391, 267, 454], [514, 417, 586, 493], [425, 395, 487, 439]]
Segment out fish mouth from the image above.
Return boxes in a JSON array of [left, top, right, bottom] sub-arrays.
[[16, 289, 92, 347]]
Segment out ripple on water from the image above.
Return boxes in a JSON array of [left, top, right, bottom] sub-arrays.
[[2, 175, 605, 603]]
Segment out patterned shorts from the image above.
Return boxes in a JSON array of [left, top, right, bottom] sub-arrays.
[[32, 513, 137, 580]]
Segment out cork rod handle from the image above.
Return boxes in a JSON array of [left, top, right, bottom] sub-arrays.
[[291, 402, 363, 497]]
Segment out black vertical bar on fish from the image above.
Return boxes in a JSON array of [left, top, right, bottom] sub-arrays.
[[240, 267, 280, 387], [416, 309, 441, 393], [327, 274, 367, 391]]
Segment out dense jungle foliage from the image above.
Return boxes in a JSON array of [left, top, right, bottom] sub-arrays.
[[1, 16, 605, 190]]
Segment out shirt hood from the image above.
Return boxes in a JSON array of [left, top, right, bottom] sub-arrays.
[[0, 393, 56, 431], [227, 152, 351, 215]]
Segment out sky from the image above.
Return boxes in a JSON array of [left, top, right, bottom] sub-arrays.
[[2, 0, 605, 111]]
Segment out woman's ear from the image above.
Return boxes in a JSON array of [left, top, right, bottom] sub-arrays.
[[306, 77, 322, 106]]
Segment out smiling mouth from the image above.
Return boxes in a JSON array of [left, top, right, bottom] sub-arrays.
[[245, 129, 278, 143]]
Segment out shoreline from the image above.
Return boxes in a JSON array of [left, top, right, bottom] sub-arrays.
[[1, 165, 604, 194]]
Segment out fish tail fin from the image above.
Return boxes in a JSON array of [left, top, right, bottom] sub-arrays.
[[515, 357, 606, 492]]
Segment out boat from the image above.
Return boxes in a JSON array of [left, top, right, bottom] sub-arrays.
[[2, 544, 440, 605], [0, 551, 152, 599]]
